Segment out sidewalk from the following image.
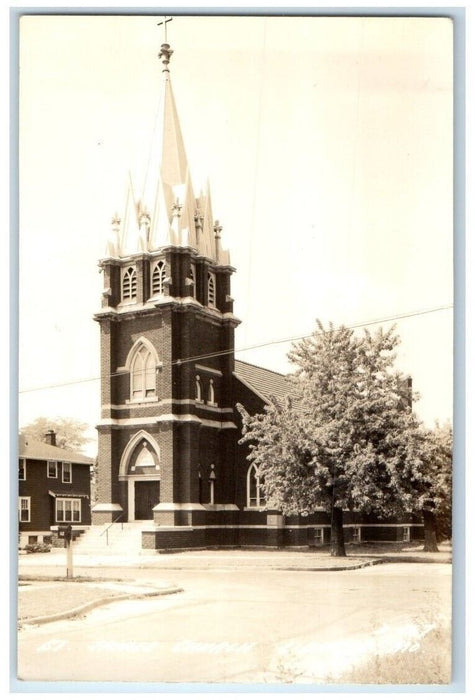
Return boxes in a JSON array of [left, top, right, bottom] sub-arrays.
[[17, 544, 451, 626], [18, 578, 183, 627], [18, 542, 452, 572]]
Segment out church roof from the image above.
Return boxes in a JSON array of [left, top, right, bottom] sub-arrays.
[[234, 359, 296, 404], [105, 40, 230, 266], [18, 434, 94, 465]]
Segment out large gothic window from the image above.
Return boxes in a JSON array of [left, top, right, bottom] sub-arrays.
[[122, 266, 137, 301], [247, 465, 265, 508], [131, 345, 156, 400], [151, 260, 166, 296]]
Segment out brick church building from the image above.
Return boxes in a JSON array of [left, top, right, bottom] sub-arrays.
[[91, 39, 422, 550]]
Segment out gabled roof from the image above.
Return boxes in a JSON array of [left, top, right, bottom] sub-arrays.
[[18, 434, 94, 465], [234, 359, 296, 404]]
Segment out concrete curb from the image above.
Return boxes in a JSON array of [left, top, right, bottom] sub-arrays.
[[19, 585, 183, 627], [272, 557, 386, 572]]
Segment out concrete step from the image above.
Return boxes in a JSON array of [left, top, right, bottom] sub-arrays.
[[73, 523, 151, 554]]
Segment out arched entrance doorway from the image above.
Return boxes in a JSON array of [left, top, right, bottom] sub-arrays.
[[119, 432, 161, 522]]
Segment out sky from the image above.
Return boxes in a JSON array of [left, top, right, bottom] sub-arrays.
[[17, 14, 454, 455]]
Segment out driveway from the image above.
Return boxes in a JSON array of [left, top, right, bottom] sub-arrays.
[[16, 561, 451, 685]]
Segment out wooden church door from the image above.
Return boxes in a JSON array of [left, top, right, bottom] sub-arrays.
[[134, 481, 160, 520]]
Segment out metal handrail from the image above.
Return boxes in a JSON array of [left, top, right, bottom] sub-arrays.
[[99, 513, 123, 546]]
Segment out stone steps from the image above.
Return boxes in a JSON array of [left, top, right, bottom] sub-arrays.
[[73, 523, 151, 555]]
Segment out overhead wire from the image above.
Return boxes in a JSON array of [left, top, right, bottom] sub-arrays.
[[18, 303, 453, 394]]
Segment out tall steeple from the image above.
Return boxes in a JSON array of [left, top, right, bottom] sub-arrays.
[[105, 30, 230, 266]]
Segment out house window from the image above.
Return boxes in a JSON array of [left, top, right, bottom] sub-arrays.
[[56, 498, 81, 523], [47, 460, 58, 478], [62, 462, 72, 483], [402, 526, 411, 542], [131, 345, 156, 400], [247, 465, 265, 508], [352, 527, 361, 543], [18, 497, 31, 522], [19, 459, 26, 480], [151, 260, 166, 296], [28, 535, 38, 545], [122, 266, 137, 301], [207, 271, 216, 307]]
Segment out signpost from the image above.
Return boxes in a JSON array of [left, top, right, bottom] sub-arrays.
[[58, 524, 73, 579]]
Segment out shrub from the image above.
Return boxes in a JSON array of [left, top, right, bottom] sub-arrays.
[[24, 543, 51, 554]]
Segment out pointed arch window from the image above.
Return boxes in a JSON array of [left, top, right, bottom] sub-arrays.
[[122, 266, 137, 301], [151, 260, 166, 296], [247, 465, 265, 508], [131, 345, 156, 400], [189, 263, 196, 299], [208, 378, 216, 406], [195, 375, 203, 403], [207, 271, 216, 307]]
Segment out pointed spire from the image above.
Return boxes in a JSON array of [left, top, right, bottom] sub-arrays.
[[108, 25, 230, 264]]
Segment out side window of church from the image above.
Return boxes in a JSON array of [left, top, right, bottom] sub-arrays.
[[122, 266, 137, 301], [207, 271, 216, 307], [131, 345, 156, 399], [247, 465, 265, 508], [151, 260, 166, 296]]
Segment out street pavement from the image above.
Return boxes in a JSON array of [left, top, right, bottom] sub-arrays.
[[15, 551, 452, 686]]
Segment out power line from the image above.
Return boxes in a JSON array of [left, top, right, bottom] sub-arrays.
[[18, 303, 452, 394]]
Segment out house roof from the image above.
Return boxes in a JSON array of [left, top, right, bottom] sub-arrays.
[[234, 359, 296, 404], [18, 434, 94, 465]]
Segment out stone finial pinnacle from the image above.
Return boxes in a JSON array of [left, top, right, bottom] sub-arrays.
[[214, 220, 223, 237], [159, 43, 174, 72]]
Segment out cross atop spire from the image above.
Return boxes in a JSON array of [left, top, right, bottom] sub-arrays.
[[157, 16, 173, 43], [157, 17, 173, 72]]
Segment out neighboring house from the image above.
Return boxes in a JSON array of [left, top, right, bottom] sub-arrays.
[[91, 38, 424, 550], [18, 431, 94, 548]]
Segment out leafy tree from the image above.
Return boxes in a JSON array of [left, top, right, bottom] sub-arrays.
[[239, 321, 422, 557], [20, 416, 90, 452], [388, 422, 452, 552]]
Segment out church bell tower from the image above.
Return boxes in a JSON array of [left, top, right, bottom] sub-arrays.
[[92, 34, 240, 529]]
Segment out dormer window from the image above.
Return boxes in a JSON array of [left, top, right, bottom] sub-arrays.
[[207, 271, 216, 307], [122, 266, 137, 301], [151, 260, 166, 296]]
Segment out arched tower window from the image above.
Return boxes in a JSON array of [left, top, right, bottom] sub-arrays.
[[207, 271, 216, 307], [208, 378, 215, 405], [247, 465, 265, 508], [122, 266, 137, 301], [151, 260, 166, 296], [189, 263, 196, 299], [195, 375, 203, 403], [130, 345, 156, 400]]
